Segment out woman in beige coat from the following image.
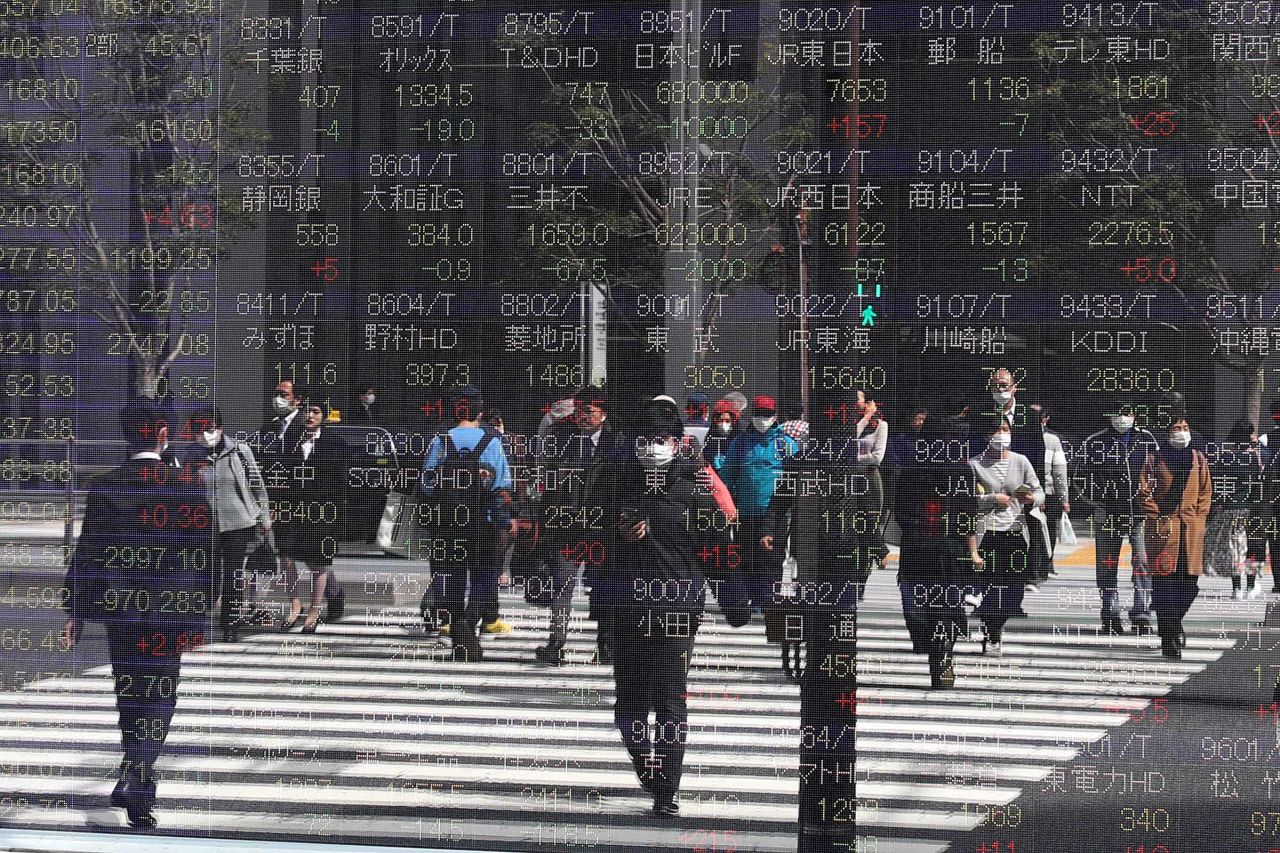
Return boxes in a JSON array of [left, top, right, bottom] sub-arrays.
[[1138, 417, 1212, 659]]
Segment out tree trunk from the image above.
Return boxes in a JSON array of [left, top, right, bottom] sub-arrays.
[[1245, 362, 1265, 433], [132, 357, 162, 400]]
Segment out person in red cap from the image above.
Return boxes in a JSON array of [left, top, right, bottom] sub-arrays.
[[719, 394, 800, 611], [703, 400, 741, 472]]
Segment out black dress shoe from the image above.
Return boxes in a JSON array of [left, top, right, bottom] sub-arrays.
[[327, 586, 345, 621], [929, 656, 956, 690], [126, 801, 157, 830], [1160, 635, 1182, 660], [1102, 617, 1125, 635], [535, 645, 565, 666], [652, 794, 679, 818], [119, 784, 158, 829]]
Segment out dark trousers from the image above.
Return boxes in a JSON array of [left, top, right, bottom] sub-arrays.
[[613, 608, 699, 800], [545, 552, 581, 648], [106, 623, 184, 798], [482, 533, 514, 624], [973, 530, 1029, 643], [215, 527, 255, 628], [1043, 495, 1065, 575], [433, 535, 496, 641], [739, 517, 785, 610], [900, 580, 966, 657], [1152, 574, 1198, 639]]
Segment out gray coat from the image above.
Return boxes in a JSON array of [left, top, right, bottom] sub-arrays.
[[200, 437, 271, 533]]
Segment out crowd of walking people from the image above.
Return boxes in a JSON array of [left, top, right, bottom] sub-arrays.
[[57, 369, 1280, 827]]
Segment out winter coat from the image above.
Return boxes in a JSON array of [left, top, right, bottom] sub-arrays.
[[1139, 448, 1212, 577], [196, 437, 271, 534], [720, 425, 799, 519], [1076, 426, 1161, 517]]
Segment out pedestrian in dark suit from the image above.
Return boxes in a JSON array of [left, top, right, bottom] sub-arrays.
[[350, 384, 384, 425], [271, 393, 346, 632], [258, 379, 306, 465], [533, 390, 620, 666], [61, 400, 216, 829]]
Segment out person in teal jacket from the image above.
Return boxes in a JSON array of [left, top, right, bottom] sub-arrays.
[[720, 394, 800, 610]]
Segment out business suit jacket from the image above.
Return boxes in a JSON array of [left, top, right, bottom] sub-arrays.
[[63, 454, 216, 635], [258, 410, 305, 465], [271, 428, 345, 564], [537, 423, 622, 552]]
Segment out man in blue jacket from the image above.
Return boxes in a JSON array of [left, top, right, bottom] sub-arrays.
[[419, 385, 516, 661], [720, 394, 800, 610], [61, 400, 216, 829]]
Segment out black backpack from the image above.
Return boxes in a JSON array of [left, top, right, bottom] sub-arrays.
[[426, 431, 498, 536]]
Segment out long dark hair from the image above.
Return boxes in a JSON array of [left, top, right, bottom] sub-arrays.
[[1228, 418, 1255, 445]]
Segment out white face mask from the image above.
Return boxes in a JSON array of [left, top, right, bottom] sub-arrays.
[[199, 429, 222, 448], [1110, 415, 1134, 433], [638, 441, 675, 468], [751, 416, 776, 433], [272, 395, 293, 415], [717, 421, 733, 436], [991, 390, 1013, 404], [988, 432, 1011, 452], [1169, 431, 1191, 448]]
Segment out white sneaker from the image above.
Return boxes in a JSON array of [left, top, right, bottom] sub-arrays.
[[1233, 587, 1247, 601], [1249, 583, 1264, 600]]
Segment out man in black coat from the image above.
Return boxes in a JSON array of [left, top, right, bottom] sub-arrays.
[[61, 400, 216, 829], [598, 402, 734, 817]]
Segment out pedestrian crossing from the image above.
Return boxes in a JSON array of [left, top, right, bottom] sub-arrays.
[[854, 542, 1265, 853], [0, 544, 1266, 853]]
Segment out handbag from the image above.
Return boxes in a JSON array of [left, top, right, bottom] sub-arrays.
[[1058, 513, 1078, 548], [377, 492, 421, 557]]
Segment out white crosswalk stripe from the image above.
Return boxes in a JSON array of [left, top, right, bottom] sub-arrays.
[[0, 551, 1260, 853], [0, 595, 803, 852], [852, 549, 1258, 852]]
